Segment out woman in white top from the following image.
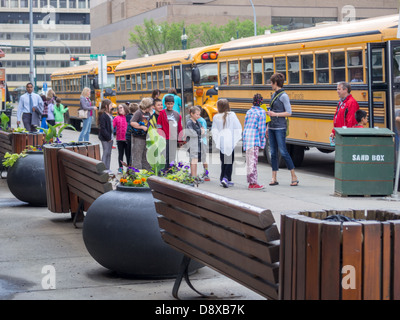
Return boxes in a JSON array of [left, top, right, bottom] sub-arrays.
[[211, 99, 242, 188]]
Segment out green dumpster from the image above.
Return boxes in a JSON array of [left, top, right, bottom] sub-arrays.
[[334, 127, 395, 196]]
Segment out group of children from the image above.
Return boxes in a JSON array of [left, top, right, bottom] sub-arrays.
[[97, 93, 210, 180], [40, 89, 69, 134]]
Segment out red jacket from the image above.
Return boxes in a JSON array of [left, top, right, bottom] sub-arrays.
[[157, 109, 184, 141], [332, 94, 359, 135]]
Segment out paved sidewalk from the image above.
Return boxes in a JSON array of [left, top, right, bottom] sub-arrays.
[[1, 122, 400, 300]]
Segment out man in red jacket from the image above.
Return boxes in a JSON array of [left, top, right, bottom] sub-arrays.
[[329, 81, 360, 139]]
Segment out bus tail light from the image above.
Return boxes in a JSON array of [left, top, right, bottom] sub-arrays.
[[201, 52, 218, 60], [209, 52, 218, 59], [196, 88, 204, 96], [96, 91, 100, 97], [201, 53, 209, 60]]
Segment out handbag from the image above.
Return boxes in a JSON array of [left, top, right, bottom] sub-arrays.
[[78, 109, 88, 119]]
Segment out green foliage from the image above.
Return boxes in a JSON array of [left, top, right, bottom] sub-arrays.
[[13, 127, 27, 133], [2, 151, 27, 168], [145, 126, 166, 176], [38, 123, 76, 143], [129, 18, 284, 56], [0, 112, 10, 131]]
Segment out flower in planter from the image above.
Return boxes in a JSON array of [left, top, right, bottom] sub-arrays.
[[118, 167, 154, 188]]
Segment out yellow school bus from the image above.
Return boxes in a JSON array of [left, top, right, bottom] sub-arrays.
[[217, 14, 400, 166], [51, 59, 124, 130], [114, 44, 221, 127]]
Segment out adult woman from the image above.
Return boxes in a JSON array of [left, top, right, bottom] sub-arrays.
[[211, 99, 242, 188], [78, 87, 97, 142], [98, 99, 114, 172], [266, 73, 299, 186]]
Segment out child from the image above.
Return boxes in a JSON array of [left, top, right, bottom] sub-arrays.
[[196, 107, 210, 181], [53, 98, 69, 136], [354, 109, 368, 128], [46, 99, 55, 126], [243, 94, 267, 190], [186, 106, 208, 179], [131, 97, 153, 170], [125, 103, 139, 166], [148, 98, 163, 129], [157, 94, 184, 168], [98, 99, 114, 173], [211, 99, 242, 188], [113, 104, 129, 173]]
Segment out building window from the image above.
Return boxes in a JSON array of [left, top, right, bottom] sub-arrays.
[[78, 0, 85, 8], [59, 0, 66, 8], [50, 0, 57, 7], [69, 0, 76, 8], [40, 0, 48, 7], [0, 0, 9, 8], [10, 0, 17, 8], [20, 0, 29, 8]]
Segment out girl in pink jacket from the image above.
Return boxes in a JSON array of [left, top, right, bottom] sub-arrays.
[[113, 104, 129, 173]]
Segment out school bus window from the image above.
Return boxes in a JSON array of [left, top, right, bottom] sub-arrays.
[[301, 54, 314, 84], [370, 48, 384, 83], [253, 59, 262, 85], [141, 73, 146, 90], [126, 74, 131, 90], [219, 62, 228, 85], [240, 60, 251, 85], [275, 57, 287, 79], [116, 76, 120, 91], [348, 50, 363, 83], [131, 74, 136, 91], [152, 72, 157, 89], [264, 58, 274, 84], [332, 51, 345, 83], [228, 61, 239, 85], [120, 75, 126, 91], [164, 70, 170, 89], [158, 71, 164, 90], [136, 74, 141, 90], [316, 53, 329, 83], [147, 73, 152, 90], [288, 56, 299, 84]]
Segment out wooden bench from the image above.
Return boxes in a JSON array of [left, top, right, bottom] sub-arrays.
[[147, 176, 281, 300], [57, 148, 113, 227]]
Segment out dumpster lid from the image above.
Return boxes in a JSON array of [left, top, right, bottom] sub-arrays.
[[334, 127, 394, 137]]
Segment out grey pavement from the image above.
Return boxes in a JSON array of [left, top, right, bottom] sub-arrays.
[[1, 116, 400, 301]]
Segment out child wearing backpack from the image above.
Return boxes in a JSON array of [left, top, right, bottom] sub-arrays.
[[113, 104, 129, 173]]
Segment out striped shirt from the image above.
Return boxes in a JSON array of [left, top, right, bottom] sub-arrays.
[[242, 105, 267, 151]]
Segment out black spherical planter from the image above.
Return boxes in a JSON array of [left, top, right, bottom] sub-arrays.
[[82, 184, 203, 278], [7, 151, 47, 206]]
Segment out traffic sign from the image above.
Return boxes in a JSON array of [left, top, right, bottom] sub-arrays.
[[90, 54, 104, 60], [43, 82, 48, 91]]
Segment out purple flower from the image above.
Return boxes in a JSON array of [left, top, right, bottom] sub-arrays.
[[184, 165, 190, 170]]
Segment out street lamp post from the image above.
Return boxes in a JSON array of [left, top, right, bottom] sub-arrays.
[[181, 28, 188, 50], [121, 46, 126, 60], [249, 0, 257, 36], [29, 0, 34, 85]]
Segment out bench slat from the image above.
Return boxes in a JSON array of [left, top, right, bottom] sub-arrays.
[[61, 160, 110, 183], [67, 184, 97, 205], [58, 148, 106, 173], [63, 165, 110, 190], [156, 202, 279, 264], [64, 174, 110, 203], [159, 217, 279, 284], [153, 192, 278, 243], [148, 176, 274, 229], [161, 232, 279, 300]]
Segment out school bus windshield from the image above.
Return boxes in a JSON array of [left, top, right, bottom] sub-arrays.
[[197, 63, 218, 85], [101, 74, 116, 89]]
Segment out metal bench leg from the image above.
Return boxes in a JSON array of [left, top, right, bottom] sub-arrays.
[[172, 255, 210, 299], [72, 199, 85, 228]]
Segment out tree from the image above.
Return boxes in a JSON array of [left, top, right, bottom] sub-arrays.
[[129, 18, 285, 57]]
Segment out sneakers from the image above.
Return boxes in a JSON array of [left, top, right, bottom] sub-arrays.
[[227, 181, 234, 187], [118, 167, 123, 173], [248, 184, 265, 190], [220, 178, 229, 188], [203, 174, 210, 182]]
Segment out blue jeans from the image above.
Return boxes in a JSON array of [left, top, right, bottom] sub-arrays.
[[268, 128, 295, 171], [78, 116, 92, 142]]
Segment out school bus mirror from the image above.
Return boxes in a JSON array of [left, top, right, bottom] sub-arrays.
[[192, 67, 200, 84]]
